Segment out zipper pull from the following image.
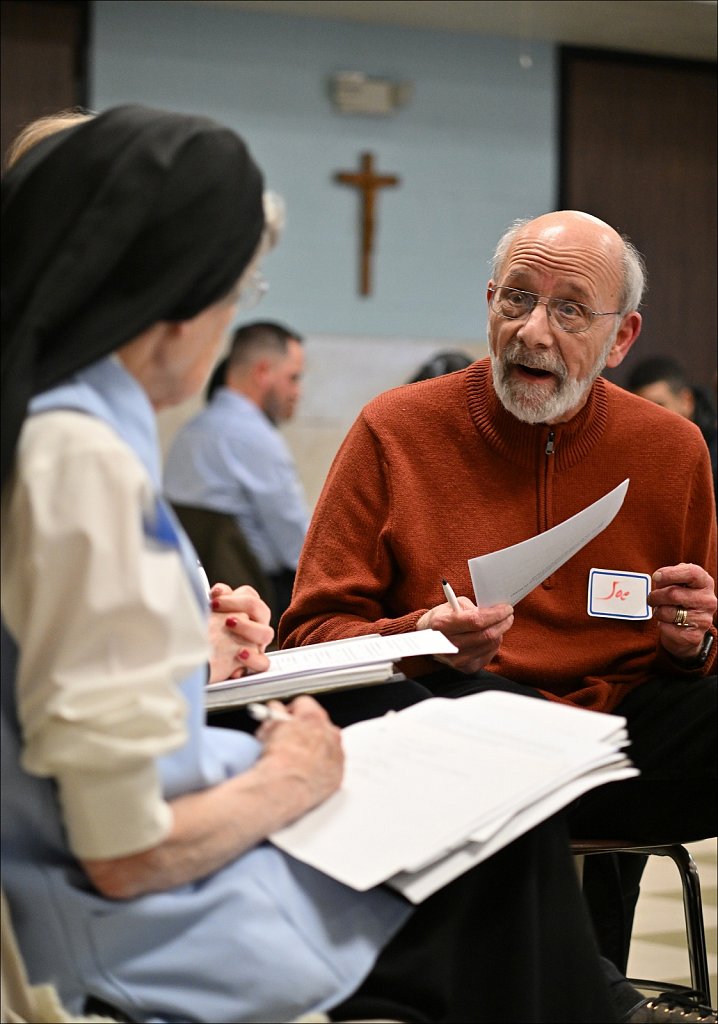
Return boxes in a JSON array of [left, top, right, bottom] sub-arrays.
[[545, 430, 555, 455]]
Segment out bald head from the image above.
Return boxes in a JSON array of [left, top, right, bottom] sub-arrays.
[[486, 209, 646, 425], [492, 211, 646, 314], [527, 210, 618, 233]]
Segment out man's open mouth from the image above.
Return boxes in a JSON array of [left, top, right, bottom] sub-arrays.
[[514, 363, 555, 379]]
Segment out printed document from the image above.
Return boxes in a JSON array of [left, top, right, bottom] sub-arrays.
[[269, 690, 637, 902], [205, 630, 458, 709]]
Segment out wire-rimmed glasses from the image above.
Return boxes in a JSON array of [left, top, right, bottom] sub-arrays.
[[488, 286, 621, 334]]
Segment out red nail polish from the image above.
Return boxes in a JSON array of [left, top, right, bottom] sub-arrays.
[[225, 616, 238, 628], [211, 599, 221, 610], [237, 648, 250, 661]]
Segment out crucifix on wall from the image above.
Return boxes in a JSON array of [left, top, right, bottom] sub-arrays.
[[335, 152, 400, 296]]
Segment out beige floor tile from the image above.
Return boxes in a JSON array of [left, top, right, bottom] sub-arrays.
[[628, 936, 693, 984], [633, 894, 717, 935]]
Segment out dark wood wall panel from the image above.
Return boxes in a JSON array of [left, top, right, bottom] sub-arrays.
[[560, 49, 717, 391], [1, 0, 88, 167]]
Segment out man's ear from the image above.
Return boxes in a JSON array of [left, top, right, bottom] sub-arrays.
[[604, 311, 642, 369], [253, 357, 275, 383]]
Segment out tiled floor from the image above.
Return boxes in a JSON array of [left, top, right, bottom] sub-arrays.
[[626, 838, 717, 1006]]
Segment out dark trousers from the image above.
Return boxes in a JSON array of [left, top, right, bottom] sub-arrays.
[[268, 567, 296, 629], [215, 668, 716, 978], [329, 814, 617, 1024], [567, 673, 717, 972], [315, 669, 717, 976], [209, 675, 434, 734]]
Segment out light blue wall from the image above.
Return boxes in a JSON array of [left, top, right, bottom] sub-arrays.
[[91, 1, 557, 342]]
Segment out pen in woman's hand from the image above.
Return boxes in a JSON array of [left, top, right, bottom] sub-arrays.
[[197, 561, 212, 601], [441, 578, 462, 613], [247, 702, 292, 723]]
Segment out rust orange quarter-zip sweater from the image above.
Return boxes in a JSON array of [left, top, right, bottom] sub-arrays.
[[280, 359, 716, 712]]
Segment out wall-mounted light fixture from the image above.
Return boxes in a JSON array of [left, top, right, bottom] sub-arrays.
[[330, 72, 413, 116]]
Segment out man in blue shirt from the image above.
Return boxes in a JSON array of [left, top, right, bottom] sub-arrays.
[[164, 320, 309, 622]]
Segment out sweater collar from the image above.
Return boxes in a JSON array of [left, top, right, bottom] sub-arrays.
[[466, 357, 610, 470]]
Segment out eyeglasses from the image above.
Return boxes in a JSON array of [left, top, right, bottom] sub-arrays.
[[488, 286, 621, 334], [236, 268, 269, 310]]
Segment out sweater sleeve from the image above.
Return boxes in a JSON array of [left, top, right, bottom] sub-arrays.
[[279, 410, 427, 649]]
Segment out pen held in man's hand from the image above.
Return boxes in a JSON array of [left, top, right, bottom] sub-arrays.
[[441, 578, 463, 613]]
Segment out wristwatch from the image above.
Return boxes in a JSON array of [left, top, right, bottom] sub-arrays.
[[681, 630, 714, 669]]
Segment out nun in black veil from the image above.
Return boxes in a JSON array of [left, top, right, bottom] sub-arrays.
[[0, 106, 617, 1024]]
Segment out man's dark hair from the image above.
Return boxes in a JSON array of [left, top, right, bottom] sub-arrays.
[[626, 357, 689, 395], [205, 321, 303, 401], [407, 350, 473, 384], [230, 321, 303, 361], [626, 356, 717, 447]]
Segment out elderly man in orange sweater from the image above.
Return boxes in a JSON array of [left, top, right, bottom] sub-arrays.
[[280, 210, 717, 1022]]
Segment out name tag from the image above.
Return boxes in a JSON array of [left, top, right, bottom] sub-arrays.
[[587, 568, 652, 620]]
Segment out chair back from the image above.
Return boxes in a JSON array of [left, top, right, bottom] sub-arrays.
[[171, 503, 277, 615]]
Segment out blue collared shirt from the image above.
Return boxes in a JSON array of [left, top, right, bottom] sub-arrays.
[[164, 388, 309, 573]]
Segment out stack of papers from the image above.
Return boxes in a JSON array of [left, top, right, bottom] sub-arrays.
[[205, 630, 458, 710], [269, 690, 637, 904]]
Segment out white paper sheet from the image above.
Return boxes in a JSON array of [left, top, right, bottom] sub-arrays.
[[389, 760, 637, 904], [269, 690, 637, 898], [468, 478, 629, 607]]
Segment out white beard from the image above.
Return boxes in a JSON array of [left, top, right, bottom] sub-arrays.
[[488, 329, 615, 424]]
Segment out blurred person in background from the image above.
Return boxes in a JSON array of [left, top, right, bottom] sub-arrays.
[[407, 349, 474, 383], [165, 319, 309, 625], [627, 356, 717, 483]]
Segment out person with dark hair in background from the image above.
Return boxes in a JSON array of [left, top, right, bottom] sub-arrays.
[[407, 349, 474, 383], [1, 106, 627, 1024], [165, 319, 310, 624], [627, 356, 717, 484]]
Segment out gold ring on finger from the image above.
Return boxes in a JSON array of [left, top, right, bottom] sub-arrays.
[[673, 607, 690, 628]]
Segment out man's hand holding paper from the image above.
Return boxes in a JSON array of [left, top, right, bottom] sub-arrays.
[[416, 597, 514, 675]]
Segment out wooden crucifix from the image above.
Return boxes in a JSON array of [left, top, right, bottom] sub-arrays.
[[335, 152, 400, 296]]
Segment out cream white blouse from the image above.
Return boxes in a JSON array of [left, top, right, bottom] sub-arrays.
[[1, 410, 208, 859]]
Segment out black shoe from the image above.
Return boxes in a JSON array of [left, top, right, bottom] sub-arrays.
[[626, 993, 717, 1023]]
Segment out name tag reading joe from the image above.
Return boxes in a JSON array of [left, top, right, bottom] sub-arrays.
[[587, 569, 652, 620]]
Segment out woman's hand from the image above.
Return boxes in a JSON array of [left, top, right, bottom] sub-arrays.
[[254, 696, 344, 816], [207, 582, 274, 682], [81, 694, 343, 900]]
